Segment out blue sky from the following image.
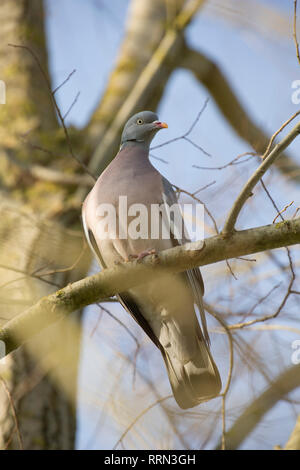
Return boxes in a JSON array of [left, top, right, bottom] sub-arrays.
[[45, 0, 300, 450]]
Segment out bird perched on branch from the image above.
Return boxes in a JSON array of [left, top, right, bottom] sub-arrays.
[[82, 111, 221, 409]]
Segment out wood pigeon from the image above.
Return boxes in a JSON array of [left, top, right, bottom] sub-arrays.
[[82, 111, 221, 409]]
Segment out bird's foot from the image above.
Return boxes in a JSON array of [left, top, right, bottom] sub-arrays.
[[114, 260, 123, 266], [127, 248, 157, 262]]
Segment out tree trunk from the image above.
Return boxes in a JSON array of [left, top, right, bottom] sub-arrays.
[[0, 0, 86, 450]]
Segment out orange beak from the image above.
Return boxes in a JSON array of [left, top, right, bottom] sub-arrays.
[[154, 121, 168, 129]]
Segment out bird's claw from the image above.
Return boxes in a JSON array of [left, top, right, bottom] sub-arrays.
[[114, 260, 123, 266], [127, 249, 157, 262]]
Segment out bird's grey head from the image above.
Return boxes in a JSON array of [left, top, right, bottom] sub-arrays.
[[120, 111, 168, 149]]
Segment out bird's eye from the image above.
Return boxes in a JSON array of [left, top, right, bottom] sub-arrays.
[[136, 118, 144, 125]]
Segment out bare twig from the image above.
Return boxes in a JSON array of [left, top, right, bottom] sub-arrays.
[[181, 44, 300, 184], [149, 154, 169, 164], [8, 44, 96, 181], [0, 264, 60, 289], [193, 152, 256, 171], [172, 183, 219, 233], [95, 303, 142, 387], [3, 425, 17, 450], [193, 180, 216, 194], [212, 323, 300, 337], [262, 110, 300, 159], [52, 69, 76, 95], [151, 99, 211, 157], [225, 260, 237, 280], [112, 395, 172, 449], [207, 307, 234, 450], [292, 206, 300, 219], [63, 91, 81, 121], [38, 243, 87, 277], [228, 246, 296, 332], [294, 1, 300, 66], [0, 242, 86, 291], [223, 118, 300, 234], [216, 365, 300, 449], [97, 304, 140, 350], [273, 201, 294, 224], [0, 378, 23, 450], [88, 0, 206, 175], [227, 259, 294, 330], [237, 178, 297, 330], [173, 183, 238, 279], [246, 283, 281, 317]]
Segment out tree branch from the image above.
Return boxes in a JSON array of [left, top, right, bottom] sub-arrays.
[[223, 119, 300, 234], [0, 217, 299, 357], [181, 45, 300, 184], [285, 415, 300, 450], [293, 0, 300, 66], [87, 0, 205, 176], [5, 150, 94, 187], [215, 364, 300, 449]]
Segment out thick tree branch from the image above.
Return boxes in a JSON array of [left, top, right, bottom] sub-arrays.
[[0, 217, 299, 357], [181, 45, 300, 184], [0, 0, 57, 136], [87, 0, 205, 176]]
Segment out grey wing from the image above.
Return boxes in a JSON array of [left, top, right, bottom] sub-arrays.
[[161, 177, 210, 345], [82, 210, 107, 269], [82, 209, 161, 349], [117, 293, 161, 349]]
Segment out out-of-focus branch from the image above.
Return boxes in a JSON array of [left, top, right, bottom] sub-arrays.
[[5, 151, 94, 187], [8, 44, 96, 181], [215, 365, 300, 450], [0, 1, 83, 449], [285, 415, 300, 450], [0, 378, 23, 450], [112, 395, 172, 450], [206, 0, 291, 41], [22, 165, 94, 187], [0, 217, 299, 357], [0, 0, 57, 139], [181, 45, 300, 184], [84, 0, 184, 174], [87, 0, 206, 176], [223, 119, 300, 234]]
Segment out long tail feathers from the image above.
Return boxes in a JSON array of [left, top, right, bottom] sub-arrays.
[[162, 335, 221, 409]]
